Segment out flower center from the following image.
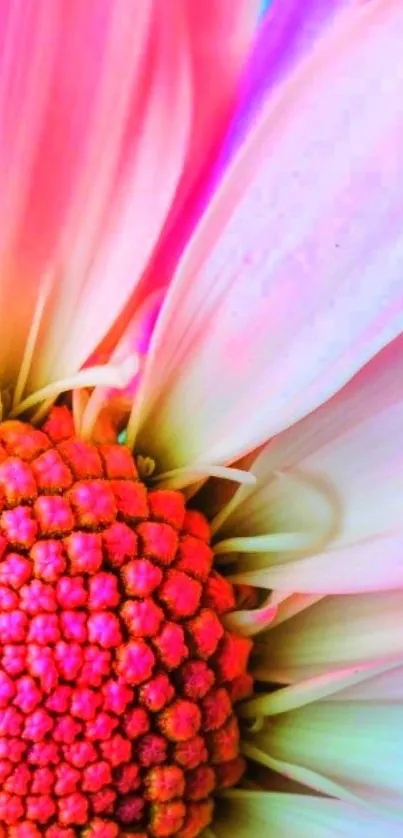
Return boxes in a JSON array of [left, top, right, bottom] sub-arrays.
[[0, 408, 253, 838]]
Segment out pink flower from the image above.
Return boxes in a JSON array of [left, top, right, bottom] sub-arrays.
[[1, 1, 403, 837]]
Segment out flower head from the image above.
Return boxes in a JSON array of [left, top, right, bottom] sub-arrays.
[[1, 0, 403, 837]]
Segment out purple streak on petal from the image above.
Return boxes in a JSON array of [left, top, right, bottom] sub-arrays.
[[125, 4, 346, 314], [138, 2, 347, 305], [220, 0, 348, 163]]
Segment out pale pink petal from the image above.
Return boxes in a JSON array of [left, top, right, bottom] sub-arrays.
[[328, 666, 403, 702], [242, 660, 401, 716], [220, 336, 403, 593], [255, 591, 403, 682], [223, 596, 277, 636], [270, 593, 324, 628], [214, 791, 403, 838], [254, 700, 403, 815], [132, 0, 403, 472], [237, 535, 403, 595], [213, 469, 336, 570]]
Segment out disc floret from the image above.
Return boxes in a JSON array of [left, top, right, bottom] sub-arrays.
[[0, 408, 253, 837]]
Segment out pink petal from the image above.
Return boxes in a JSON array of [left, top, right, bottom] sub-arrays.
[[257, 591, 403, 682], [225, 335, 403, 594], [0, 0, 62, 378], [177, 0, 261, 202], [0, 0, 57, 251], [0, 1, 193, 390], [132, 0, 403, 471], [243, 660, 401, 716], [30, 0, 192, 388], [331, 666, 403, 702], [120, 0, 262, 357]]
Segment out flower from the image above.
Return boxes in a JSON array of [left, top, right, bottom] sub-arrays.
[[0, 1, 403, 838]]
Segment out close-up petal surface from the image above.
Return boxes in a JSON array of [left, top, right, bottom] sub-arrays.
[[132, 0, 403, 472], [0, 1, 403, 837]]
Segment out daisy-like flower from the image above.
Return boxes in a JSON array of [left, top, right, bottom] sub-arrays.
[[0, 1, 403, 837]]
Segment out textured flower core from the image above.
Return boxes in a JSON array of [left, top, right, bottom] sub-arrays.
[[0, 408, 253, 838]]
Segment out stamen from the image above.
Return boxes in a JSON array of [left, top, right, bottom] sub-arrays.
[[72, 387, 90, 433], [210, 487, 245, 536], [223, 597, 277, 637], [79, 387, 109, 440], [237, 744, 383, 814], [12, 268, 55, 410], [31, 396, 57, 425], [137, 455, 156, 479], [11, 356, 139, 418], [268, 592, 325, 628], [153, 465, 256, 490], [212, 469, 337, 557], [214, 532, 317, 556], [246, 716, 265, 733], [126, 399, 141, 450], [239, 660, 403, 720], [216, 789, 266, 801]]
